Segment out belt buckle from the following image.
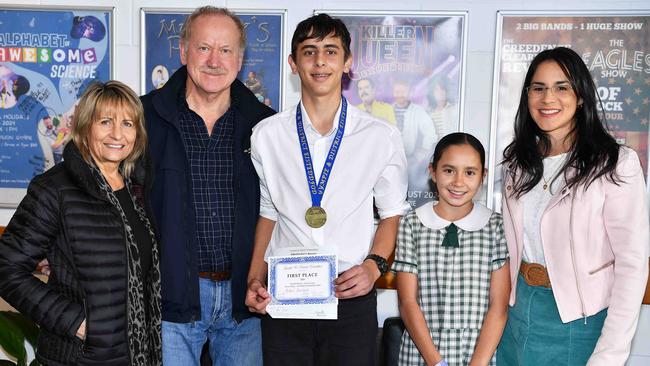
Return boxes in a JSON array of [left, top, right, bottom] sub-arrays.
[[523, 263, 550, 287]]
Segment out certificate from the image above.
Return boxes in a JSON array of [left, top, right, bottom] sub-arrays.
[[267, 250, 338, 319]]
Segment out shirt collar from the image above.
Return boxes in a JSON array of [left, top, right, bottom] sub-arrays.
[[415, 201, 492, 231], [299, 99, 343, 137], [179, 86, 239, 114]]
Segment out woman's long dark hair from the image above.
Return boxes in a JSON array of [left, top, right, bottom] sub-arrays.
[[502, 47, 620, 197]]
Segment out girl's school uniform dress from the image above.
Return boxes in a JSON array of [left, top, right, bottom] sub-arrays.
[[393, 202, 508, 366]]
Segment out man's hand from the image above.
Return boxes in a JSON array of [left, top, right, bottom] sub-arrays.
[[36, 258, 50, 276], [245, 278, 271, 314], [76, 319, 86, 340], [334, 260, 380, 299]]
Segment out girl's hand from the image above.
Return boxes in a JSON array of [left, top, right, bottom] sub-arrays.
[[468, 360, 487, 366]]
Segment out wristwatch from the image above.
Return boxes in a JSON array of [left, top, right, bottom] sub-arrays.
[[365, 254, 389, 276], [434, 360, 448, 366]]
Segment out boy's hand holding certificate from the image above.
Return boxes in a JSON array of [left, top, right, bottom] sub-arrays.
[[266, 248, 338, 319]]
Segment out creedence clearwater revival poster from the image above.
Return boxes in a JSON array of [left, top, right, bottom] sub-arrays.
[[489, 12, 650, 209]]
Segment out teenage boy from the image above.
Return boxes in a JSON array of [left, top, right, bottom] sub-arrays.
[[246, 13, 410, 365]]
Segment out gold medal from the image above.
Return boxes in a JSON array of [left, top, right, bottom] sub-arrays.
[[305, 206, 327, 228]]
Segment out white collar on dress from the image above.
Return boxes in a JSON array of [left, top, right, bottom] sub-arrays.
[[415, 201, 492, 231]]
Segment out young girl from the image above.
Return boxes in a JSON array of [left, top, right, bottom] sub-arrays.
[[394, 133, 510, 366], [497, 47, 648, 365]]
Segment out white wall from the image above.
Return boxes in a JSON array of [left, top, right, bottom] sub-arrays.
[[1, 0, 648, 364]]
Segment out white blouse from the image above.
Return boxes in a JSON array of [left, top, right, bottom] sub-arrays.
[[521, 153, 567, 266]]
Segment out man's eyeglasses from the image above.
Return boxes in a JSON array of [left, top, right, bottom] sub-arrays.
[[526, 84, 574, 98]]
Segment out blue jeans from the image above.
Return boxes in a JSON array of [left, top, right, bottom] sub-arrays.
[[162, 279, 262, 365]]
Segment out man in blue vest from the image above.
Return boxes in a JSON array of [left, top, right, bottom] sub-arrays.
[[141, 6, 274, 365]]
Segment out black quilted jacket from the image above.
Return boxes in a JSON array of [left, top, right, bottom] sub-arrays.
[[0, 143, 156, 365]]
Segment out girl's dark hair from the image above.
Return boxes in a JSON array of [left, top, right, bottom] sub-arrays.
[[430, 132, 486, 198], [502, 47, 620, 197]]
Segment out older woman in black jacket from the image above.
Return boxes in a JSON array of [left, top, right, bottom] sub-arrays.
[[0, 81, 161, 365]]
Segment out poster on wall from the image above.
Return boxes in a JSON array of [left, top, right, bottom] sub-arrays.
[[141, 8, 285, 112], [320, 10, 468, 210], [0, 6, 113, 207], [488, 11, 650, 210]]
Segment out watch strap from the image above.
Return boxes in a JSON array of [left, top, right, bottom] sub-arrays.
[[365, 254, 388, 275]]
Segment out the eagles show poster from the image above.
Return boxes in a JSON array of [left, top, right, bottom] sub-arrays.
[[0, 8, 111, 205], [334, 12, 467, 209], [143, 10, 284, 112], [490, 13, 650, 209]]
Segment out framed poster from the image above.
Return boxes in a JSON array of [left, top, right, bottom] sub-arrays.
[[0, 6, 113, 207], [320, 10, 468, 210], [488, 11, 650, 211], [140, 8, 286, 112]]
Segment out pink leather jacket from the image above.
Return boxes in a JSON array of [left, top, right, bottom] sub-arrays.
[[502, 147, 649, 365]]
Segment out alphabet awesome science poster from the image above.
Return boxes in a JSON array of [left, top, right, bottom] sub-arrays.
[[0, 7, 111, 204]]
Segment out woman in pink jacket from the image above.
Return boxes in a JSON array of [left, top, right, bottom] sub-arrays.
[[497, 47, 649, 365]]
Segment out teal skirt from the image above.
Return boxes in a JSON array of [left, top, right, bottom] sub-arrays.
[[497, 275, 607, 365]]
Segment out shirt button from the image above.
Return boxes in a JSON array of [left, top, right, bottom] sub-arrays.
[[212, 212, 217, 217], [506, 185, 512, 190]]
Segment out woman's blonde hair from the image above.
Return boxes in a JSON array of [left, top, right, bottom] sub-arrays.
[[71, 80, 146, 177]]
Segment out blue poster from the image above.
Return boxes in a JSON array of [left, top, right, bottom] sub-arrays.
[[0, 8, 111, 191], [143, 10, 284, 112]]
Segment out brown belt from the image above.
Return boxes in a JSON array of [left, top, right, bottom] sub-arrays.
[[519, 262, 551, 288], [199, 271, 231, 281]]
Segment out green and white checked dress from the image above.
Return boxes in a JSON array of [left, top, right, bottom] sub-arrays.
[[393, 202, 508, 366]]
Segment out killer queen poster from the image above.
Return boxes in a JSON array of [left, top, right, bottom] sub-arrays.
[[326, 11, 468, 209]]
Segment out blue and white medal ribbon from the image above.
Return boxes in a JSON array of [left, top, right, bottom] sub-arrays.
[[296, 97, 347, 228]]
